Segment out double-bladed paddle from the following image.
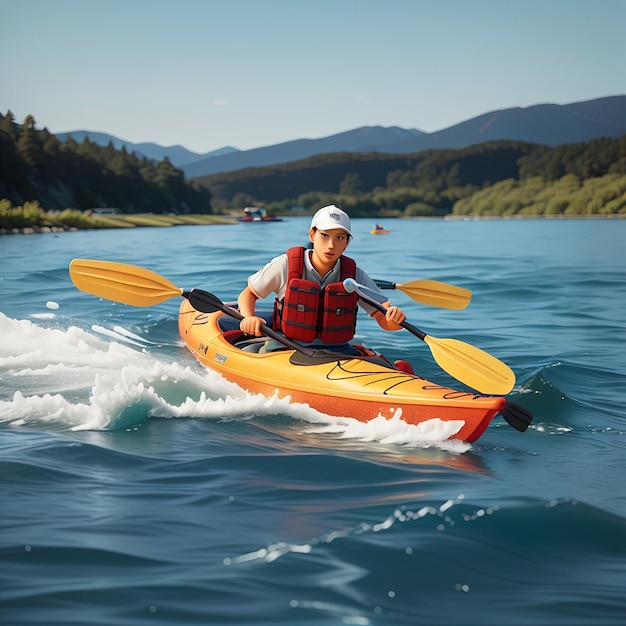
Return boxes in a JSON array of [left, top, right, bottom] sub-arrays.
[[374, 278, 471, 310], [69, 259, 532, 430]]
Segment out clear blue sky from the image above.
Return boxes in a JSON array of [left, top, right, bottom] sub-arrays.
[[1, 0, 624, 154]]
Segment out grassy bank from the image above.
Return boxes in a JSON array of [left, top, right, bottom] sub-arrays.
[[0, 201, 237, 234]]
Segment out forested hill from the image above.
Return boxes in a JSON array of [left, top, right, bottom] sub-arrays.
[[0, 112, 213, 213], [2, 109, 625, 219], [196, 135, 626, 217]]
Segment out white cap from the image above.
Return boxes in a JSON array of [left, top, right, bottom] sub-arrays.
[[310, 205, 352, 236]]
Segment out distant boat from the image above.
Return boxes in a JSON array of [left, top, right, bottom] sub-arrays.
[[237, 207, 283, 222], [370, 223, 391, 234]]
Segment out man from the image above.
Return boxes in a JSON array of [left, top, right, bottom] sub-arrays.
[[237, 205, 406, 355]]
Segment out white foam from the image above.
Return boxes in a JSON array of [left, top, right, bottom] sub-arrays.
[[112, 325, 156, 344], [305, 410, 468, 451], [91, 324, 151, 347], [0, 312, 471, 449]]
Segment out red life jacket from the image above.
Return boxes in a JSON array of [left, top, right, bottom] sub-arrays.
[[272, 246, 358, 343]]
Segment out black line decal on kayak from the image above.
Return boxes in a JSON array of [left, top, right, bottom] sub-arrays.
[[192, 314, 210, 326], [325, 361, 482, 400]]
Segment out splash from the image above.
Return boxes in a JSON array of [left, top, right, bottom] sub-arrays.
[[306, 412, 468, 451], [1, 312, 470, 449]]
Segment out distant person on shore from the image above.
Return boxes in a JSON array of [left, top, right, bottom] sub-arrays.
[[237, 205, 406, 355]]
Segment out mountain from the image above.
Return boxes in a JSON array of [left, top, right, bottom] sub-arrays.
[[54, 130, 239, 167], [368, 95, 626, 154], [179, 95, 626, 178], [180, 126, 424, 178], [54, 95, 625, 178]]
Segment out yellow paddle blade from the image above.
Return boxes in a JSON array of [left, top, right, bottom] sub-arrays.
[[396, 279, 472, 310], [424, 335, 516, 395], [69, 259, 183, 306]]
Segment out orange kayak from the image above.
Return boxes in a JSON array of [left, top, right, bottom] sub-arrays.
[[178, 300, 508, 443]]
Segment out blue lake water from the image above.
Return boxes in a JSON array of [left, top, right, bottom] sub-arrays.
[[1, 216, 625, 625]]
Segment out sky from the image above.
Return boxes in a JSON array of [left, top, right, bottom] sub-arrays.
[[1, 0, 625, 155]]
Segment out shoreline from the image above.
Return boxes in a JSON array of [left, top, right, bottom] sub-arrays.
[[442, 214, 625, 220], [0, 217, 237, 236], [2, 213, 624, 235]]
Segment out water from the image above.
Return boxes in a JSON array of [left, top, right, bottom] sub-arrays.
[[1, 217, 625, 625]]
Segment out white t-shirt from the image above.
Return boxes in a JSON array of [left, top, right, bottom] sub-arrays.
[[247, 248, 385, 316]]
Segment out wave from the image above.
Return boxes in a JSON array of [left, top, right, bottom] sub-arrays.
[[215, 495, 626, 625], [512, 361, 626, 436], [0, 313, 470, 452]]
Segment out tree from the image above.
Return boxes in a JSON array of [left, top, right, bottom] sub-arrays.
[[16, 114, 42, 169], [0, 110, 19, 141], [339, 173, 361, 195], [155, 157, 185, 211]]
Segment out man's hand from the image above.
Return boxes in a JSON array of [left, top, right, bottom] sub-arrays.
[[240, 316, 266, 336]]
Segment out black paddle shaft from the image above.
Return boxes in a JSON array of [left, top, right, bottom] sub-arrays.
[[374, 279, 396, 290], [186, 289, 316, 356], [350, 285, 428, 341]]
